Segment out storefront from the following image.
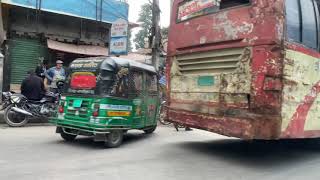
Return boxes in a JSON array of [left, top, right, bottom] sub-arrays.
[[6, 37, 109, 91], [0, 0, 129, 91]]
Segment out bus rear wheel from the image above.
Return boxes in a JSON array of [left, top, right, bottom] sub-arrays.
[[105, 130, 124, 148]]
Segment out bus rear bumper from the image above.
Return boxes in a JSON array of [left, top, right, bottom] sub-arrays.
[[166, 108, 281, 140]]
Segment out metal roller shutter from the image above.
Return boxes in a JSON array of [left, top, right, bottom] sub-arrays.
[[8, 38, 48, 84]]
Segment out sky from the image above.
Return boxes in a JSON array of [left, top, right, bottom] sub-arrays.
[[127, 0, 171, 50]]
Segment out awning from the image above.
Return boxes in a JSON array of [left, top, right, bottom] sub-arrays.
[[47, 39, 108, 56], [120, 53, 151, 64]]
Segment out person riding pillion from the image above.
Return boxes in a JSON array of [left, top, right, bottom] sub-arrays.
[[45, 60, 66, 92]]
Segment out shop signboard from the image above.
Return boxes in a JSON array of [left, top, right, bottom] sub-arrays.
[[110, 18, 129, 56]]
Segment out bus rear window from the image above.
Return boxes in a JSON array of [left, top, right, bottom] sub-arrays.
[[177, 0, 250, 22], [71, 73, 97, 90], [220, 0, 250, 9]]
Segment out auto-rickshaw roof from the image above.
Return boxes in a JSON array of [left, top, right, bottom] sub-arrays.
[[69, 56, 156, 74]]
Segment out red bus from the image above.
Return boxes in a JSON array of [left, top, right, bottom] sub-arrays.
[[166, 0, 320, 139]]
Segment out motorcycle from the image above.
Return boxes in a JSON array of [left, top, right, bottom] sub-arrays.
[[1, 81, 64, 127]]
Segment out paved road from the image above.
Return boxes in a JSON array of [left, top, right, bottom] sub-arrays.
[[1, 125, 320, 180]]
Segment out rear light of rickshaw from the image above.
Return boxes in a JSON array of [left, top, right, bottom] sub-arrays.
[[58, 99, 65, 114], [93, 111, 99, 117], [92, 103, 100, 117], [58, 106, 64, 113]]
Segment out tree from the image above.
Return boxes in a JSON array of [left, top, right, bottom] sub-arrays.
[[134, 3, 153, 50], [160, 26, 168, 53], [161, 27, 169, 40]]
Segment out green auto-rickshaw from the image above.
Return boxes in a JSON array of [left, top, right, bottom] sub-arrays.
[[50, 57, 159, 147]]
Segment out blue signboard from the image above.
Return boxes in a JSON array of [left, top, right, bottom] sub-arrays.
[[110, 37, 128, 55], [2, 0, 129, 23], [109, 18, 128, 56]]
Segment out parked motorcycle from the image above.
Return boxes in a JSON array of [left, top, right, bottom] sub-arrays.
[[1, 81, 64, 127]]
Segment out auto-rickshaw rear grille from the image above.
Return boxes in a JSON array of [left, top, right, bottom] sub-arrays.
[[67, 109, 88, 115], [66, 99, 91, 118], [67, 101, 90, 107]]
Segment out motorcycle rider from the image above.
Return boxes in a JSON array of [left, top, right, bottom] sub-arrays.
[[21, 70, 46, 101]]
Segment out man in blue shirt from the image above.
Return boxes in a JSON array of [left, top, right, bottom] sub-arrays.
[[159, 74, 166, 86], [159, 69, 167, 100], [45, 60, 66, 93]]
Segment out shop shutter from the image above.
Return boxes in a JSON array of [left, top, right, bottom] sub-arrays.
[[8, 38, 47, 84]]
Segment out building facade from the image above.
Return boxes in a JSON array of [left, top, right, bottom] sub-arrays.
[[0, 0, 129, 91]]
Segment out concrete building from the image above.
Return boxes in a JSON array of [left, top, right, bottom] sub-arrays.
[[0, 0, 129, 91]]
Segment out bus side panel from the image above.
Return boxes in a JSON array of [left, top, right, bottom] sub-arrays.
[[281, 45, 320, 139]]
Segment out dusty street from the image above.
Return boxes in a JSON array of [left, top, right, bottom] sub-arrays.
[[1, 125, 320, 180]]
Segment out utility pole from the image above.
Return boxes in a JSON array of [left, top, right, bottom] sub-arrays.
[[152, 0, 161, 71]]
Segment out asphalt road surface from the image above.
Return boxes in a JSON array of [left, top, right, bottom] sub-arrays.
[[1, 125, 320, 180]]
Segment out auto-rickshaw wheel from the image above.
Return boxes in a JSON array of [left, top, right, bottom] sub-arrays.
[[144, 126, 157, 134], [60, 130, 77, 142], [105, 130, 124, 148]]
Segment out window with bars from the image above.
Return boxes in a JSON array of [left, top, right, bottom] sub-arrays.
[[176, 0, 250, 22], [128, 71, 143, 98], [146, 74, 158, 93]]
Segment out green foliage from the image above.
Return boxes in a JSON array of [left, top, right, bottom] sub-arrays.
[[161, 27, 169, 40], [133, 3, 153, 50]]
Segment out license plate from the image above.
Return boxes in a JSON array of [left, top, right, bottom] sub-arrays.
[[72, 99, 83, 108]]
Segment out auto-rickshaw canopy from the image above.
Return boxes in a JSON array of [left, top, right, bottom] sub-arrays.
[[69, 56, 156, 74], [66, 57, 157, 96]]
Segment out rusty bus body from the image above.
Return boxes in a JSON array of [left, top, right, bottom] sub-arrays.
[[166, 0, 320, 139]]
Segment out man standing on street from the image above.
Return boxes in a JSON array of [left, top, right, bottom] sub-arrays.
[[45, 60, 66, 93], [21, 70, 46, 101]]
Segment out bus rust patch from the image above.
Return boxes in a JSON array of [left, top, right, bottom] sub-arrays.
[[167, 108, 280, 139]]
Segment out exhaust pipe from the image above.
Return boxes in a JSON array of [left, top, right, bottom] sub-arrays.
[[12, 107, 33, 116]]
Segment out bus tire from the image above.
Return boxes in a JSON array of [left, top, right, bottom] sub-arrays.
[[60, 130, 77, 142], [144, 126, 157, 134], [105, 130, 124, 148]]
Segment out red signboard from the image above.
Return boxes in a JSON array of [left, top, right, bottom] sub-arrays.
[[71, 74, 97, 90]]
